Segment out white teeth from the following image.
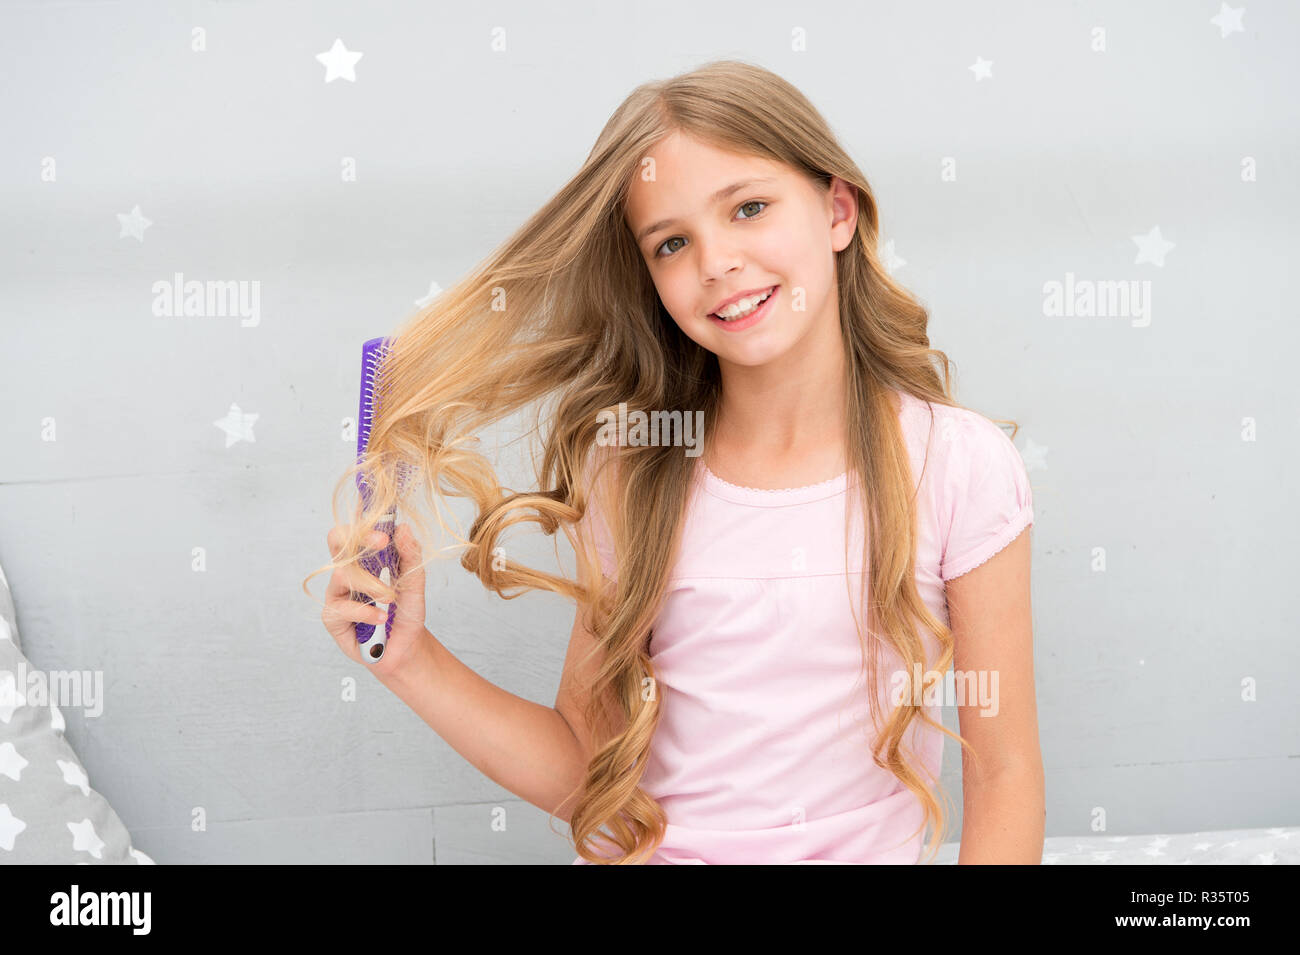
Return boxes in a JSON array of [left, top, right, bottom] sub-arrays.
[[714, 287, 774, 320]]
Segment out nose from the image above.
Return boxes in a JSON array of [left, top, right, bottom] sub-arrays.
[[696, 231, 745, 285]]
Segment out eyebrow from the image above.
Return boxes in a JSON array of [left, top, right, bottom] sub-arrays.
[[634, 177, 776, 246]]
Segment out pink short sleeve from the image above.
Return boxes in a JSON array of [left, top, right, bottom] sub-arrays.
[[938, 413, 1035, 581]]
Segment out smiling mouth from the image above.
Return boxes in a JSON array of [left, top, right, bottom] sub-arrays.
[[710, 285, 777, 321]]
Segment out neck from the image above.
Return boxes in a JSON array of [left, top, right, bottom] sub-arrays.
[[711, 305, 847, 459]]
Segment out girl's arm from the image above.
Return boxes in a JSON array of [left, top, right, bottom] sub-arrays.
[[378, 619, 592, 824], [944, 528, 1045, 864]]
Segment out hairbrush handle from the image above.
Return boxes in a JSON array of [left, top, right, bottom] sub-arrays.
[[354, 508, 398, 663], [355, 335, 400, 664]]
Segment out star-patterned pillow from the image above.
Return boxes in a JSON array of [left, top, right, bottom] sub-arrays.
[[0, 560, 154, 863]]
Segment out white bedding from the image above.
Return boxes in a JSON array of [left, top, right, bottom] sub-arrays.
[[928, 826, 1298, 864]]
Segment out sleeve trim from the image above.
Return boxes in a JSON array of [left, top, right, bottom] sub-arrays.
[[940, 504, 1034, 582]]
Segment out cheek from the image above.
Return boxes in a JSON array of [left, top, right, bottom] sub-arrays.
[[653, 285, 713, 344], [652, 274, 697, 323], [776, 226, 834, 306], [751, 225, 791, 261], [750, 221, 813, 288]]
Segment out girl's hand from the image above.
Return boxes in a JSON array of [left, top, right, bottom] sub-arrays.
[[321, 523, 430, 681]]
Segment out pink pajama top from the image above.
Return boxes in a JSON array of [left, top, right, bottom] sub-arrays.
[[571, 389, 1034, 864]]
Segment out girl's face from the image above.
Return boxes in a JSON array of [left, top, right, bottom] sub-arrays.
[[624, 131, 858, 370]]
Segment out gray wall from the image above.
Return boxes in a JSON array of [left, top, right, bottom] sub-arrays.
[[1, 0, 1295, 863]]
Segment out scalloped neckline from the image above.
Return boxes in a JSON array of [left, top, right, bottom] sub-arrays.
[[697, 458, 855, 506], [699, 459, 848, 494], [691, 389, 909, 504]]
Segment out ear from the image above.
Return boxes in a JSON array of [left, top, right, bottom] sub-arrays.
[[828, 176, 858, 253]]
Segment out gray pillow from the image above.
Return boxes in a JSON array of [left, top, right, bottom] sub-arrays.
[[0, 559, 154, 863], [0, 562, 19, 655]]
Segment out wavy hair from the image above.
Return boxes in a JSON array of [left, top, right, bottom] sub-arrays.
[[302, 58, 1019, 864]]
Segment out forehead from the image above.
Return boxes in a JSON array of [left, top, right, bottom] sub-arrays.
[[624, 132, 785, 226]]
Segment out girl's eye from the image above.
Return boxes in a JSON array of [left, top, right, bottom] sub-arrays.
[[653, 199, 769, 259]]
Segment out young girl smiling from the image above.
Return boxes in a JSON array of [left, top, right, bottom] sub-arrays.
[[310, 59, 1043, 865]]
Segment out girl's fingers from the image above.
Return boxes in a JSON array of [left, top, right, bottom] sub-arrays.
[[324, 597, 389, 628], [326, 568, 351, 599], [345, 564, 388, 600], [327, 525, 388, 556], [326, 561, 384, 601], [394, 524, 423, 576], [322, 527, 404, 664], [324, 527, 394, 599], [327, 525, 382, 559]]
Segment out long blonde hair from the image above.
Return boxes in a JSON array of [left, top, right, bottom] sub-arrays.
[[303, 58, 1018, 864]]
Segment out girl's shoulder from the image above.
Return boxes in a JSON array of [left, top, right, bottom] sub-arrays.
[[892, 389, 1035, 580], [894, 389, 1020, 473]]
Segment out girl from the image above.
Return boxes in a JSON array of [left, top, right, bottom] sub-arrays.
[[308, 60, 1043, 865]]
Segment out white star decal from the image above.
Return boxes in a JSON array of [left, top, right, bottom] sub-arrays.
[[68, 818, 106, 859], [58, 758, 90, 797], [415, 279, 445, 308], [0, 803, 26, 851], [1132, 226, 1175, 267], [879, 238, 906, 273], [0, 742, 28, 782], [213, 403, 259, 447], [1210, 3, 1245, 38], [316, 38, 363, 83], [969, 57, 993, 81], [0, 669, 22, 723], [117, 205, 152, 241]]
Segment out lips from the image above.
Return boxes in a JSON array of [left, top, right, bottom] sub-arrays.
[[709, 285, 777, 319]]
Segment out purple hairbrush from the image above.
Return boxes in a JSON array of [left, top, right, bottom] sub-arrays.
[[354, 336, 401, 663]]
